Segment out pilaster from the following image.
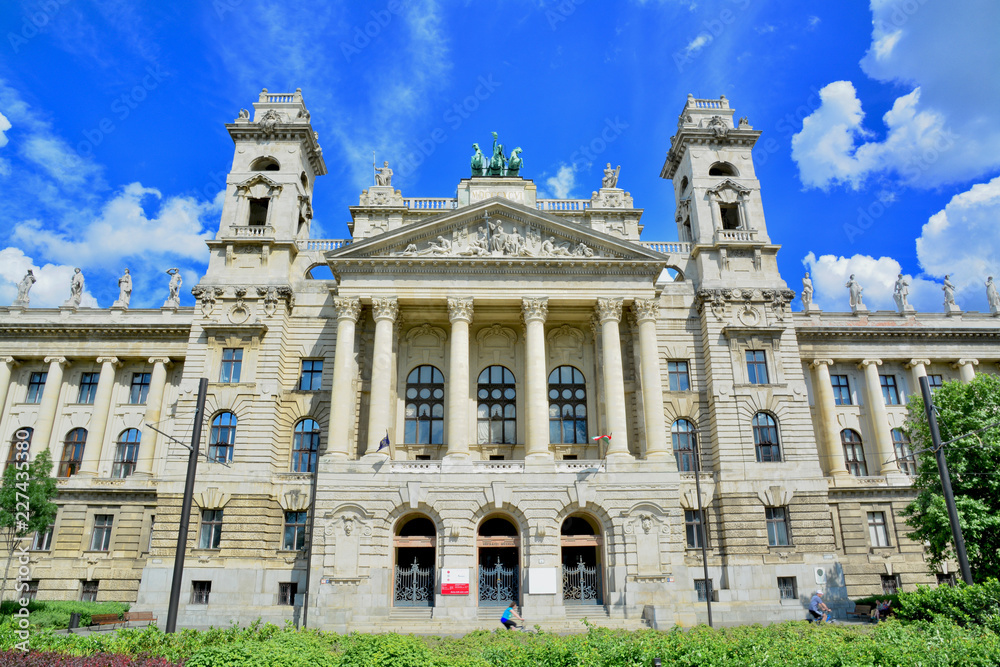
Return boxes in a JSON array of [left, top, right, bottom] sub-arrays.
[[595, 298, 630, 458], [328, 297, 361, 459], [809, 359, 848, 479], [31, 356, 69, 457]]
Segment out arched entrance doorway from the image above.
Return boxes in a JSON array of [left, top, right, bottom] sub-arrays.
[[393, 516, 436, 607], [477, 516, 520, 606], [561, 515, 603, 605]]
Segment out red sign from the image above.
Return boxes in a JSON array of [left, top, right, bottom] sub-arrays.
[[441, 568, 469, 595]]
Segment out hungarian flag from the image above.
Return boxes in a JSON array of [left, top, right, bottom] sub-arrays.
[[592, 434, 612, 441]]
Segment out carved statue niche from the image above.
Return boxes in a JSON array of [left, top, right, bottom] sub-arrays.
[[623, 506, 664, 576]]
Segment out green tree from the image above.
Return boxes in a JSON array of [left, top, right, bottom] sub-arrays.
[[902, 374, 1000, 583], [0, 444, 58, 601]]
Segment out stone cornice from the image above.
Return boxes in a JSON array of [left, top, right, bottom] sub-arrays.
[[226, 123, 327, 176], [328, 257, 666, 278], [0, 322, 192, 339], [794, 326, 1000, 342], [661, 127, 762, 179]]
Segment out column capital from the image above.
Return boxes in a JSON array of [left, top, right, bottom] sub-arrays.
[[43, 356, 70, 367], [371, 296, 399, 322], [447, 297, 474, 323], [96, 356, 122, 367], [631, 298, 660, 323], [520, 297, 548, 323], [809, 359, 835, 369], [905, 359, 931, 369], [953, 358, 979, 368], [333, 296, 361, 322], [857, 359, 882, 369], [0, 356, 19, 367], [595, 297, 623, 323], [148, 356, 173, 366]]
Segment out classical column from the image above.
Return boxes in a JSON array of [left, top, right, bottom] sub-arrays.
[[365, 297, 399, 455], [905, 358, 930, 395], [78, 357, 121, 476], [0, 357, 18, 421], [632, 300, 669, 459], [522, 297, 551, 459], [954, 359, 978, 383], [30, 357, 68, 457], [135, 357, 171, 476], [327, 297, 361, 459], [445, 298, 473, 459], [858, 359, 895, 475], [809, 360, 849, 478], [596, 298, 630, 457]]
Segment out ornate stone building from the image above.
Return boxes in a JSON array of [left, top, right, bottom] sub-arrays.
[[1, 91, 987, 631]]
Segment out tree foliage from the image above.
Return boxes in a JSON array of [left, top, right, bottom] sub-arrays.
[[902, 374, 1000, 583], [0, 446, 58, 600]]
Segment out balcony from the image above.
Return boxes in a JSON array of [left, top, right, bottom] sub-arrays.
[[229, 225, 274, 238], [714, 228, 758, 244]]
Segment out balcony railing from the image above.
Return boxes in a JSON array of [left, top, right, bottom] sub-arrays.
[[536, 199, 590, 211], [403, 198, 457, 210], [229, 225, 274, 238], [641, 241, 691, 254], [715, 228, 758, 243], [296, 239, 350, 251]]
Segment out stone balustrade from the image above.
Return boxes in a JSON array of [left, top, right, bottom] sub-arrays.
[[715, 229, 757, 243], [230, 225, 274, 238], [296, 239, 350, 251], [536, 199, 590, 211], [403, 198, 458, 210], [640, 241, 691, 254]]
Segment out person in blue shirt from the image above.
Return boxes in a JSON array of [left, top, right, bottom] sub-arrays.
[[500, 602, 523, 630], [808, 590, 833, 623]]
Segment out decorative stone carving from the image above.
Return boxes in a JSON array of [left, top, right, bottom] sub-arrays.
[[113, 269, 132, 309], [943, 274, 961, 314], [801, 272, 818, 313], [192, 286, 224, 317], [447, 297, 474, 323], [893, 274, 914, 314], [591, 189, 633, 209], [736, 301, 760, 326], [632, 299, 659, 323], [405, 324, 447, 345], [737, 116, 751, 129], [595, 297, 623, 323], [546, 325, 585, 360], [13, 270, 35, 306], [696, 289, 729, 321], [371, 297, 399, 322], [64, 268, 84, 307], [375, 161, 393, 186], [238, 108, 249, 120], [987, 276, 1000, 316], [359, 186, 404, 207], [520, 297, 548, 322], [707, 115, 729, 140], [675, 198, 691, 223], [602, 163, 620, 189], [333, 296, 362, 322], [164, 268, 182, 308], [236, 174, 282, 200], [476, 324, 517, 347], [258, 108, 282, 137], [227, 287, 252, 324], [846, 274, 867, 313]]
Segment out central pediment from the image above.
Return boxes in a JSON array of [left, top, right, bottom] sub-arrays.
[[326, 198, 665, 272]]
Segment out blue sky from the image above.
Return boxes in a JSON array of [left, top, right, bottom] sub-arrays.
[[1, 0, 998, 313]]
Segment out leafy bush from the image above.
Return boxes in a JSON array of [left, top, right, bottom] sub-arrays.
[[893, 579, 1000, 630], [0, 651, 182, 666], [337, 633, 433, 667], [0, 600, 130, 630]]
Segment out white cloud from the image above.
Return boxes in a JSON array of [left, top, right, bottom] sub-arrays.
[[792, 2, 1000, 190], [802, 251, 939, 312], [545, 164, 577, 199], [683, 34, 710, 56], [807, 15, 820, 29], [20, 135, 103, 189], [0, 247, 98, 308], [0, 111, 10, 147]]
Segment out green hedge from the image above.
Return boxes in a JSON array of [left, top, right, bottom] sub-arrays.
[[0, 600, 130, 630], [893, 579, 1000, 631]]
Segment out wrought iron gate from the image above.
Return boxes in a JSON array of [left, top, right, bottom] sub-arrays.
[[478, 558, 519, 605], [394, 559, 434, 607], [562, 556, 601, 604]]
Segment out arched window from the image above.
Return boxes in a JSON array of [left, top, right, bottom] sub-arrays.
[[5, 428, 32, 472], [112, 428, 141, 478], [841, 429, 868, 476], [548, 366, 587, 444], [292, 419, 320, 473], [251, 156, 280, 171], [209, 412, 237, 463], [672, 419, 698, 471], [404, 366, 445, 445], [477, 366, 516, 445], [708, 162, 738, 177], [59, 428, 87, 477], [752, 413, 781, 462], [679, 176, 689, 193]]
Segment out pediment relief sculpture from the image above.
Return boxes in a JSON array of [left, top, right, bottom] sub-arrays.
[[390, 221, 598, 259], [707, 179, 751, 202], [235, 173, 282, 199]]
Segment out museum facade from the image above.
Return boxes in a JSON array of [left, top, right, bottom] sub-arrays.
[[1, 90, 988, 631]]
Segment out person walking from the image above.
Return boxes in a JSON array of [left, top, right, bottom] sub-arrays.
[[500, 602, 523, 630]]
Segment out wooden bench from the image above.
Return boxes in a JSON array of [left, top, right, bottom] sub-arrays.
[[847, 604, 873, 622], [123, 611, 157, 627], [89, 613, 121, 630]]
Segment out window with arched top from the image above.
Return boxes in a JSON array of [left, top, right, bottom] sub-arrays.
[[671, 419, 698, 471], [708, 162, 738, 177], [59, 428, 87, 477], [292, 419, 321, 473], [209, 412, 237, 463], [679, 176, 689, 193], [477, 366, 516, 445], [405, 366, 445, 445], [112, 428, 141, 478], [5, 428, 31, 472], [841, 429, 868, 476], [751, 413, 781, 462], [548, 366, 587, 444], [251, 156, 280, 171]]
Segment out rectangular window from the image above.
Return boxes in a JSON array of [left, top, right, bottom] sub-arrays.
[[927, 374, 944, 389], [695, 579, 714, 602], [191, 581, 211, 605], [90, 515, 113, 551], [868, 511, 890, 547], [414, 455, 431, 461], [278, 582, 297, 606], [283, 511, 308, 551], [489, 454, 505, 461], [199, 510, 224, 549], [31, 525, 53, 551], [777, 577, 797, 600], [881, 574, 901, 595], [831, 375, 851, 405], [746, 350, 769, 384], [892, 429, 917, 476], [23, 579, 39, 601], [148, 515, 156, 552], [80, 580, 99, 602], [129, 372, 151, 404], [78, 373, 100, 404], [219, 348, 243, 383], [936, 573, 956, 587], [880, 375, 900, 405], [248, 198, 269, 226], [684, 509, 708, 549], [26, 372, 47, 403], [765, 507, 791, 547], [298, 359, 323, 391], [719, 203, 740, 230], [667, 361, 690, 391]]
